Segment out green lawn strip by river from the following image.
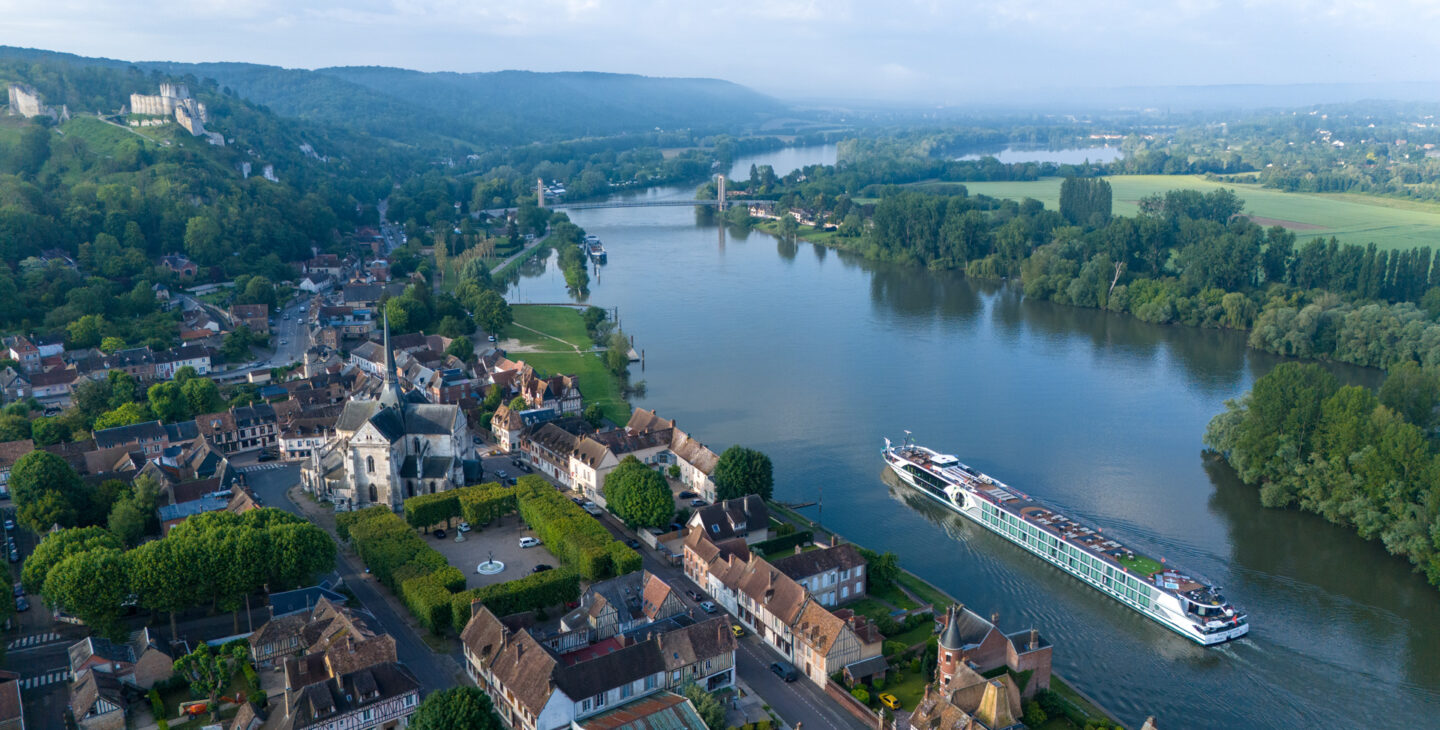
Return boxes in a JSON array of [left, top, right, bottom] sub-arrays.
[[503, 305, 630, 424]]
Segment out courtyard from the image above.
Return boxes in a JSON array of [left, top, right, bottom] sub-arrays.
[[428, 511, 561, 590]]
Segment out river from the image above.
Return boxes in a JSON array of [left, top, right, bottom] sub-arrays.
[[507, 145, 1440, 729]]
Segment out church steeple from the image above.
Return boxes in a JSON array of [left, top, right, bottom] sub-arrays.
[[378, 311, 403, 409]]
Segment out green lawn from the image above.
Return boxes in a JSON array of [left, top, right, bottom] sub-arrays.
[[896, 572, 952, 610], [517, 351, 629, 424], [869, 583, 919, 611], [1116, 553, 1164, 577], [953, 175, 1440, 251], [509, 305, 593, 350], [847, 597, 899, 622], [881, 668, 929, 711]]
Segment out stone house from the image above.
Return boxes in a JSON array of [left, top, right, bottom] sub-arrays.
[[70, 670, 125, 730], [66, 629, 175, 691], [935, 603, 1051, 699], [685, 495, 770, 545], [159, 254, 198, 277], [0, 440, 33, 496], [570, 429, 672, 506], [229, 304, 270, 335], [770, 540, 868, 607]]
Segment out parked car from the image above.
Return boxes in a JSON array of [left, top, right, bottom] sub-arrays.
[[571, 497, 585, 506], [506, 477, 518, 487], [685, 589, 702, 602], [582, 502, 601, 515], [531, 564, 553, 573], [689, 499, 706, 507], [11, 584, 21, 598], [519, 537, 541, 549], [3, 518, 13, 531], [432, 529, 446, 539], [7, 549, 17, 564], [14, 597, 27, 613], [495, 470, 509, 479], [487, 335, 497, 342], [731, 624, 746, 638], [879, 693, 902, 711], [511, 458, 523, 467], [770, 661, 798, 682], [678, 491, 697, 500], [624, 539, 640, 549], [457, 522, 472, 533], [699, 601, 718, 614]]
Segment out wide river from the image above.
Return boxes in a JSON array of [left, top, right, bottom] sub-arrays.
[[508, 146, 1440, 729]]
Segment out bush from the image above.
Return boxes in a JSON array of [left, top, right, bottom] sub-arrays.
[[750, 531, 812, 557], [872, 676, 885, 691], [883, 640, 907, 658], [1023, 700, 1048, 728], [401, 573, 454, 635], [850, 687, 870, 704], [451, 567, 581, 627], [458, 482, 516, 526]]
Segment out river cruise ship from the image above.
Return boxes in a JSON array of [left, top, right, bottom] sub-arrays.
[[584, 235, 607, 263], [883, 434, 1249, 645]]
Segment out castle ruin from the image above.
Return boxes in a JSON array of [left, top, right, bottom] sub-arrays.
[[6, 84, 68, 121], [129, 83, 209, 137]]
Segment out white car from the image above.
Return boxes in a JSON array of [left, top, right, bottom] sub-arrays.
[[519, 537, 541, 549], [458, 522, 472, 533]]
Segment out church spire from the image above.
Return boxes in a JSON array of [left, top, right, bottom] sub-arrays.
[[379, 310, 403, 409]]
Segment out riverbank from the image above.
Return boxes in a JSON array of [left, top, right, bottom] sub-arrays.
[[766, 501, 1124, 729], [502, 305, 630, 423]]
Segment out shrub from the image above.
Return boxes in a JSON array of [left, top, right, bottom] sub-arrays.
[[850, 688, 870, 704], [750, 531, 811, 557], [401, 573, 454, 635], [872, 676, 886, 691], [883, 640, 907, 658], [1023, 700, 1048, 728], [404, 492, 461, 529], [451, 567, 581, 627]]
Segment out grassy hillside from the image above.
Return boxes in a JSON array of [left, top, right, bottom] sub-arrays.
[[954, 175, 1440, 250]]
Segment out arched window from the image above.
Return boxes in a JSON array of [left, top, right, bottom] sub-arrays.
[[368, 485, 378, 503], [366, 456, 375, 474]]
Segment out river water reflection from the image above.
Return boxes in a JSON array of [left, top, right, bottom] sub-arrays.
[[506, 146, 1440, 728]]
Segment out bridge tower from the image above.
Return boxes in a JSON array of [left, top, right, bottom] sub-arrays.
[[716, 174, 727, 211], [537, 178, 546, 208]]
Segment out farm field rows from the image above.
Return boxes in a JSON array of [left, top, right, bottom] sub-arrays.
[[952, 175, 1440, 251]]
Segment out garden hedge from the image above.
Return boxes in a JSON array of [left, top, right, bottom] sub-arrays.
[[459, 483, 517, 526], [404, 492, 462, 529], [450, 567, 582, 628]]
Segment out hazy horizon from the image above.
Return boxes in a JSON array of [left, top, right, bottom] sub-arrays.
[[7, 0, 1440, 105]]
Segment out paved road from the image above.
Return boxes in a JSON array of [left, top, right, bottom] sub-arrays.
[[246, 466, 466, 693]]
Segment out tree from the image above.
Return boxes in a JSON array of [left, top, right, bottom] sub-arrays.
[[857, 548, 900, 590], [147, 381, 188, 423], [582, 403, 604, 428], [713, 445, 774, 501], [470, 289, 512, 337], [183, 216, 224, 265], [1378, 362, 1440, 431], [410, 686, 503, 730], [10, 451, 87, 533], [508, 396, 527, 413], [108, 476, 159, 548], [182, 377, 225, 416], [267, 522, 337, 590], [129, 537, 200, 641], [94, 402, 151, 430], [22, 526, 122, 595], [445, 335, 474, 362], [99, 336, 126, 354], [603, 456, 673, 529], [43, 547, 129, 639], [173, 642, 248, 721], [606, 331, 630, 377], [66, 313, 105, 349], [460, 257, 494, 290], [0, 414, 30, 441], [681, 683, 727, 730]]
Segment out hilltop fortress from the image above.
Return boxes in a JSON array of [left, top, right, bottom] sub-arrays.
[[129, 83, 210, 138], [6, 83, 68, 122]]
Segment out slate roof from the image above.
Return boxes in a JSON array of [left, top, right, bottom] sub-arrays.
[[0, 439, 34, 470], [460, 606, 560, 718], [164, 420, 200, 442], [624, 409, 673, 433], [277, 662, 418, 730], [94, 420, 167, 449], [770, 543, 867, 582], [575, 691, 706, 730], [940, 604, 996, 651], [269, 586, 348, 618], [153, 344, 212, 364], [403, 404, 455, 434], [335, 400, 380, 432], [689, 495, 768, 541], [668, 429, 718, 475]]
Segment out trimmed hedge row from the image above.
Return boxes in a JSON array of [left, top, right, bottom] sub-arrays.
[[450, 567, 582, 629], [751, 531, 813, 557], [342, 506, 461, 634], [514, 476, 640, 581], [460, 483, 517, 526], [404, 491, 462, 530]]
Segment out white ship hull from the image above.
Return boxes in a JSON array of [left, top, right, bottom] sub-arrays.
[[885, 452, 1249, 646]]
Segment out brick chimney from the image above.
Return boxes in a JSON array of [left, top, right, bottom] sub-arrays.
[[830, 534, 839, 547], [1028, 628, 1039, 651]]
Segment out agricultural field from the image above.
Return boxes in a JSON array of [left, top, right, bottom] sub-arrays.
[[952, 175, 1440, 251]]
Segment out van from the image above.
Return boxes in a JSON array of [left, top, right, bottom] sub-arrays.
[[770, 661, 798, 682]]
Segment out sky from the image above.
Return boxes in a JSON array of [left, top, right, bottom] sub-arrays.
[[5, 0, 1440, 103]]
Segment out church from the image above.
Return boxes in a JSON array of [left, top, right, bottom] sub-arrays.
[[305, 316, 477, 510]]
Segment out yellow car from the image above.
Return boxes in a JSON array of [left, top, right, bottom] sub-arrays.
[[879, 693, 901, 711], [731, 624, 746, 638]]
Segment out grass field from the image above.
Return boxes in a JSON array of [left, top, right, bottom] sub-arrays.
[[504, 305, 629, 424], [949, 175, 1440, 251]]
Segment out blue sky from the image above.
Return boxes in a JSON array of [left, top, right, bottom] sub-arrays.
[[5, 0, 1439, 102]]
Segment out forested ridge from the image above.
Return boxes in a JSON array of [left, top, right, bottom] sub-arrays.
[[1205, 362, 1440, 590], [0, 55, 392, 339]]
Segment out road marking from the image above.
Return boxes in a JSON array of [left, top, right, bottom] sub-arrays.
[[7, 632, 59, 650], [19, 669, 70, 689], [239, 464, 286, 473]]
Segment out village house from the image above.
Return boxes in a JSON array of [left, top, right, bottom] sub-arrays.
[[570, 429, 672, 506], [28, 368, 76, 402], [303, 253, 345, 278], [770, 539, 868, 607], [248, 596, 387, 668], [197, 403, 280, 455], [624, 410, 719, 502], [524, 421, 585, 487], [931, 603, 1052, 699], [299, 272, 335, 294], [558, 571, 686, 641], [70, 670, 125, 730], [341, 283, 384, 308], [229, 303, 270, 335], [0, 670, 21, 730], [152, 345, 212, 379], [0, 440, 31, 497], [0, 367, 29, 403], [461, 604, 736, 730], [159, 253, 198, 277], [3, 336, 40, 374], [66, 629, 176, 690], [685, 495, 771, 545], [683, 531, 881, 686]]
